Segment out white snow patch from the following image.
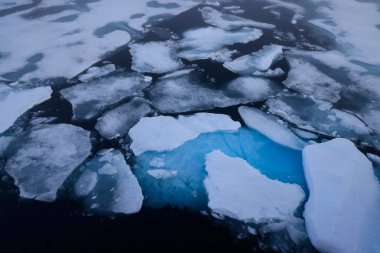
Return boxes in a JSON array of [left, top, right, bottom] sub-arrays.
[[147, 169, 178, 180]]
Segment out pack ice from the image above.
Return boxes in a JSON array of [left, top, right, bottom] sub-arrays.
[[303, 138, 380, 253], [61, 73, 150, 120], [0, 83, 52, 134], [5, 124, 91, 202], [74, 149, 143, 215]]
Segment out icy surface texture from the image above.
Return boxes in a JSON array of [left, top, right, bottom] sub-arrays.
[[204, 150, 305, 222], [95, 97, 153, 140], [74, 149, 143, 215], [130, 41, 183, 74], [61, 73, 150, 120], [148, 71, 279, 113], [303, 138, 380, 253], [200, 7, 275, 30], [239, 106, 306, 150], [129, 113, 241, 155], [178, 26, 263, 62], [5, 124, 91, 202], [223, 45, 284, 75], [0, 84, 52, 134], [78, 64, 116, 82]]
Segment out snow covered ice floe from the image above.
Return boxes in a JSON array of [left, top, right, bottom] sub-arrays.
[[204, 150, 305, 223], [223, 44, 284, 76], [74, 149, 143, 215], [0, 0, 199, 82], [95, 97, 153, 140], [0, 83, 52, 134], [5, 124, 91, 202], [130, 41, 183, 74], [284, 57, 342, 103], [238, 106, 306, 150], [129, 113, 240, 155], [148, 70, 279, 113], [303, 138, 380, 253], [78, 64, 116, 82], [178, 26, 263, 62], [263, 0, 305, 24], [60, 73, 150, 120], [200, 7, 275, 30]]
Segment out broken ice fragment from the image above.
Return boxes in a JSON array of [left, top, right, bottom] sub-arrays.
[[78, 64, 116, 82]]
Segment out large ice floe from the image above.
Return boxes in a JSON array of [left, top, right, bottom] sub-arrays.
[[74, 149, 143, 215], [148, 70, 279, 113], [131, 113, 306, 209], [204, 150, 304, 222], [223, 44, 284, 76], [200, 7, 275, 30], [0, 0, 198, 82], [0, 83, 52, 134], [130, 41, 183, 74], [178, 26, 263, 62], [303, 138, 380, 253], [5, 124, 91, 202], [95, 97, 153, 140], [61, 73, 151, 120]]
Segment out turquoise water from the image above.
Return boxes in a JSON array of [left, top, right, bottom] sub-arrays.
[[133, 127, 306, 210]]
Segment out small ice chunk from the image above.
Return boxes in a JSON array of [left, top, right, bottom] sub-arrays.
[[204, 150, 305, 223], [223, 45, 283, 74], [238, 106, 306, 150], [95, 97, 153, 139], [178, 26, 263, 62], [147, 169, 178, 179], [78, 64, 116, 82], [303, 138, 380, 253], [61, 73, 150, 120], [129, 113, 240, 155], [130, 41, 183, 74], [0, 84, 52, 134], [5, 124, 91, 202], [200, 7, 275, 30], [284, 58, 342, 103], [149, 157, 165, 168], [74, 149, 143, 215]]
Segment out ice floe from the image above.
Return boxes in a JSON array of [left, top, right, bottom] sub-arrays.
[[178, 26, 263, 62], [129, 113, 240, 155], [61, 73, 150, 120], [5, 124, 91, 202], [204, 150, 305, 222], [303, 138, 380, 253], [263, 0, 305, 24], [130, 41, 183, 74], [78, 64, 116, 82], [200, 7, 275, 30], [0, 84, 52, 134], [74, 149, 143, 215], [238, 106, 306, 150], [223, 45, 284, 75], [148, 70, 278, 113], [147, 169, 178, 180], [95, 97, 153, 139]]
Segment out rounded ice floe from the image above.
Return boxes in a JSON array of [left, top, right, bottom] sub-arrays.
[[129, 113, 241, 155], [74, 149, 143, 215], [238, 106, 306, 150], [60, 72, 151, 120], [204, 150, 305, 223], [303, 138, 380, 253], [130, 41, 183, 74], [95, 97, 153, 139], [0, 84, 52, 134], [5, 124, 92, 202]]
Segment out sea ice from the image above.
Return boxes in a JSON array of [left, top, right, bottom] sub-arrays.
[[0, 84, 52, 134], [204, 150, 305, 222], [78, 64, 116, 82], [130, 41, 183, 74], [200, 7, 275, 30], [303, 138, 380, 253], [5, 124, 91, 202], [95, 97, 153, 139], [238, 106, 306, 150], [74, 149, 143, 215], [60, 73, 150, 120]]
